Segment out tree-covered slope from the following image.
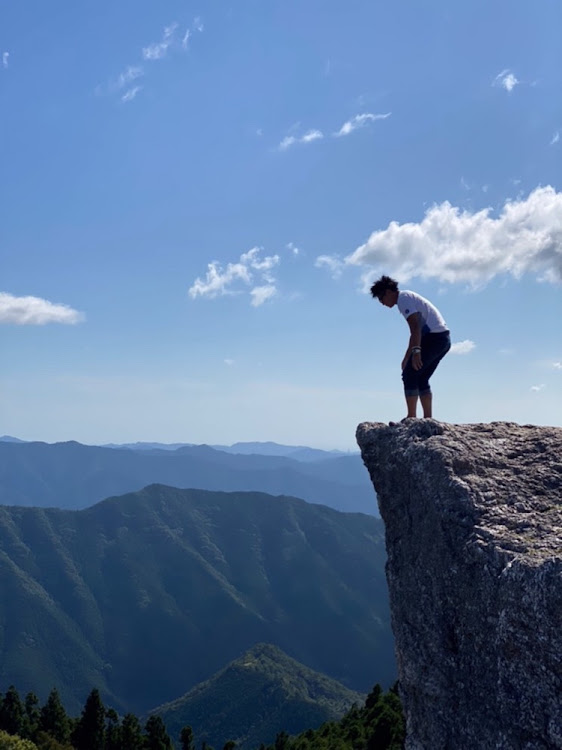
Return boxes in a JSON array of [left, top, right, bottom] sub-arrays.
[[153, 643, 365, 750], [0, 486, 393, 717]]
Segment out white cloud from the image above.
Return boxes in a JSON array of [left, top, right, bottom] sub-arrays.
[[2, 51, 8, 69], [493, 69, 519, 93], [450, 340, 476, 355], [117, 65, 143, 89], [0, 293, 84, 325], [279, 129, 323, 150], [334, 112, 391, 137], [315, 255, 345, 279], [224, 358, 234, 366], [250, 285, 276, 307], [552, 361, 562, 370], [142, 22, 178, 61], [286, 242, 300, 256], [346, 186, 562, 286], [181, 29, 191, 49], [121, 86, 142, 102], [550, 131, 560, 146], [530, 384, 545, 392], [189, 247, 280, 305], [193, 17, 204, 33]]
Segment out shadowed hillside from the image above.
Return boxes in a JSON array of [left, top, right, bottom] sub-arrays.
[[0, 485, 393, 716]]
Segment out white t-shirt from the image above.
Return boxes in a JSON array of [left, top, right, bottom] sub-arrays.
[[397, 291, 448, 334]]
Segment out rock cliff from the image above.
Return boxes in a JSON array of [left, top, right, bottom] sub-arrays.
[[356, 420, 562, 750]]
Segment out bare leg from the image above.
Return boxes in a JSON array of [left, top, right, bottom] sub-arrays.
[[420, 392, 432, 418], [406, 395, 418, 418]]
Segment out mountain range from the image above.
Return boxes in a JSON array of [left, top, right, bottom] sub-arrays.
[[0, 484, 393, 716], [0, 439, 375, 514]]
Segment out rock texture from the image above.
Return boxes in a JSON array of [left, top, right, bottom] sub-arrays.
[[356, 420, 562, 750]]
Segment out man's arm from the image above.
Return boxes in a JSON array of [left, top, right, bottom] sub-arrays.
[[401, 313, 423, 371]]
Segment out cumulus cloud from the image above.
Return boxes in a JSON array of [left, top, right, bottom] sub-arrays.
[[279, 129, 323, 150], [2, 51, 8, 69], [450, 340, 476, 355], [0, 293, 84, 325], [530, 384, 545, 392], [334, 112, 391, 137], [552, 361, 562, 370], [189, 247, 280, 306], [122, 85, 142, 102], [493, 69, 519, 93], [346, 186, 562, 287]]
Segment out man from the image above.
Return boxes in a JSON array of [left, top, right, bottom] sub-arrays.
[[370, 275, 451, 419]]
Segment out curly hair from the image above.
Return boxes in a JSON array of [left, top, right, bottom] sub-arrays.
[[370, 275, 399, 300]]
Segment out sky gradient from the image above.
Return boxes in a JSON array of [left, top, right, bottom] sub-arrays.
[[1, 0, 561, 449]]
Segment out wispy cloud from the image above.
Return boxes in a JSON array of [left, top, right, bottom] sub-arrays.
[[250, 285, 276, 307], [279, 129, 323, 151], [0, 293, 84, 325], [450, 340, 476, 355], [286, 242, 300, 256], [550, 131, 560, 146], [100, 16, 203, 101], [189, 247, 280, 306], [530, 383, 545, 392], [2, 51, 8, 69], [493, 69, 519, 93], [315, 255, 345, 279], [224, 358, 235, 366], [334, 112, 391, 137], [142, 22, 178, 61], [121, 86, 142, 103], [346, 185, 562, 286], [552, 361, 562, 370], [117, 65, 143, 89]]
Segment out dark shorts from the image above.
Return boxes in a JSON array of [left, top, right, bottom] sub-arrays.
[[402, 330, 451, 397]]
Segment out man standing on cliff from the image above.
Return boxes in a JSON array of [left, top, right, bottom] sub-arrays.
[[370, 275, 451, 419]]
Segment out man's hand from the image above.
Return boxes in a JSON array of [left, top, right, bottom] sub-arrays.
[[412, 352, 423, 370]]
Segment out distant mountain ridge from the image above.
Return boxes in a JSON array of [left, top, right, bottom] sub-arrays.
[[0, 485, 393, 715], [0, 439, 375, 514], [152, 643, 365, 750]]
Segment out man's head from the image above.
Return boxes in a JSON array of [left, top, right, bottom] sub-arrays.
[[370, 275, 399, 307]]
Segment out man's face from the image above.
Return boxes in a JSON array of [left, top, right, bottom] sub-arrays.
[[379, 289, 397, 308]]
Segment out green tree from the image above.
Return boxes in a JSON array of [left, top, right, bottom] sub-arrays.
[[0, 729, 38, 750], [39, 690, 70, 746], [0, 687, 25, 737], [104, 709, 121, 750], [179, 727, 194, 750], [22, 695, 40, 741], [143, 717, 172, 750], [121, 714, 144, 750], [72, 690, 105, 750]]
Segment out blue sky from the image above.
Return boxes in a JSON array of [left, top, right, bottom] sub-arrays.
[[1, 0, 561, 450]]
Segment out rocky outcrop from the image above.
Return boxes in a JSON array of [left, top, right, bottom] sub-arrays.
[[356, 420, 562, 750]]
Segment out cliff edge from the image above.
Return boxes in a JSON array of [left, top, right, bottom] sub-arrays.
[[356, 420, 562, 750]]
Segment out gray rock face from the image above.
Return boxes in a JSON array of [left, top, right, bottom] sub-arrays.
[[356, 420, 562, 750]]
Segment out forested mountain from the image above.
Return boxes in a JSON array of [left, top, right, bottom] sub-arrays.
[[0, 486, 393, 716], [152, 643, 364, 749], [0, 440, 375, 514]]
